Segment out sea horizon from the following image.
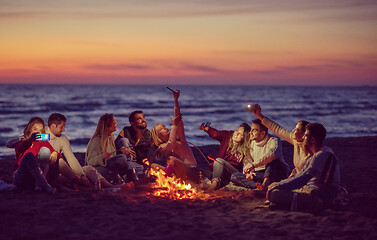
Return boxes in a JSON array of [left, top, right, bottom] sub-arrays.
[[1, 84, 376, 156]]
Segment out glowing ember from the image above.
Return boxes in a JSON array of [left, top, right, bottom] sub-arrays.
[[149, 168, 197, 200]]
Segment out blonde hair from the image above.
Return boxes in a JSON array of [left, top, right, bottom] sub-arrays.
[[227, 126, 251, 163], [20, 117, 46, 141], [88, 113, 116, 153], [150, 123, 165, 146]]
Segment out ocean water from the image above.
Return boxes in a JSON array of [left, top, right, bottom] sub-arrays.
[[0, 84, 376, 156]]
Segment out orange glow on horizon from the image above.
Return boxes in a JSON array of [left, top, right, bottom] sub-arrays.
[[0, 1, 376, 85]]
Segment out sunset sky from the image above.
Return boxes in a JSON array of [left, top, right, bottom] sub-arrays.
[[0, 0, 376, 85]]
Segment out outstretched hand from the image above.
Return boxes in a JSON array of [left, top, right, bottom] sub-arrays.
[[200, 122, 211, 130], [254, 104, 261, 114], [246, 104, 263, 119], [167, 87, 180, 101]]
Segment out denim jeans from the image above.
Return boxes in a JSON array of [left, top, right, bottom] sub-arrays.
[[212, 158, 240, 184], [13, 147, 51, 190]]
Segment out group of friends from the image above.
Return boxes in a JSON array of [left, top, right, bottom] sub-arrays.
[[6, 88, 341, 211]]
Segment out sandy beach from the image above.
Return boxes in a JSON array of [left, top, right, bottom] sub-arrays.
[[1, 136, 377, 240]]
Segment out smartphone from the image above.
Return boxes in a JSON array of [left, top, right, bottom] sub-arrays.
[[246, 104, 256, 111], [36, 133, 50, 141]]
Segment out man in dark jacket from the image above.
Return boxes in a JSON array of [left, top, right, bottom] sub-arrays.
[[115, 110, 152, 166]]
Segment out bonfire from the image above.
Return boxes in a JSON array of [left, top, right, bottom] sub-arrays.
[[149, 168, 197, 200]]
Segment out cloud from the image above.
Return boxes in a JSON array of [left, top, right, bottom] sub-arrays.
[[252, 57, 377, 78], [82, 61, 225, 75], [83, 64, 153, 71], [0, 68, 40, 74], [1, 0, 377, 20], [176, 63, 223, 73]]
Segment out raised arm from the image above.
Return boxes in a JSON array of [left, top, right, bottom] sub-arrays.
[[156, 114, 181, 156], [248, 104, 294, 144], [167, 87, 186, 140], [167, 87, 181, 117], [200, 123, 228, 143]]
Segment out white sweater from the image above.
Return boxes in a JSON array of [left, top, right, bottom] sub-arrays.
[[47, 127, 103, 182], [47, 127, 85, 176], [245, 134, 285, 172]]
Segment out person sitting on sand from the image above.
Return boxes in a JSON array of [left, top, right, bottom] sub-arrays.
[[248, 104, 311, 177], [86, 113, 144, 184], [267, 123, 340, 211], [7, 117, 88, 192], [115, 110, 152, 170], [199, 122, 251, 191], [9, 117, 57, 193], [231, 119, 288, 190], [46, 113, 117, 189], [149, 88, 200, 184]]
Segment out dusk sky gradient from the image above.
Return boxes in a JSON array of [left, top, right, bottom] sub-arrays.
[[1, 0, 376, 85]]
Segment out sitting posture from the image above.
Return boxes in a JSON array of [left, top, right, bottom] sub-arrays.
[[115, 110, 152, 168], [250, 104, 311, 177], [47, 113, 116, 189], [86, 113, 144, 184], [231, 119, 288, 190], [7, 117, 87, 192], [149, 88, 199, 184], [267, 123, 341, 211], [200, 122, 251, 190], [9, 117, 59, 193]]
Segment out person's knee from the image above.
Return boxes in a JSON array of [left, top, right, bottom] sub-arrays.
[[230, 172, 245, 183], [117, 138, 131, 149], [168, 156, 180, 167], [38, 147, 51, 162], [24, 152, 36, 159], [111, 155, 128, 168], [22, 152, 39, 169]]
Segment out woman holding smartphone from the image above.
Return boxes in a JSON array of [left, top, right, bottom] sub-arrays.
[[149, 88, 199, 184], [12, 117, 60, 193], [8, 117, 88, 193]]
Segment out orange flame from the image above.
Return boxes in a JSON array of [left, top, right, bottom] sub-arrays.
[[149, 168, 196, 200]]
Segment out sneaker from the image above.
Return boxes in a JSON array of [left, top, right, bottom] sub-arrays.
[[111, 174, 125, 185], [206, 179, 220, 192]]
